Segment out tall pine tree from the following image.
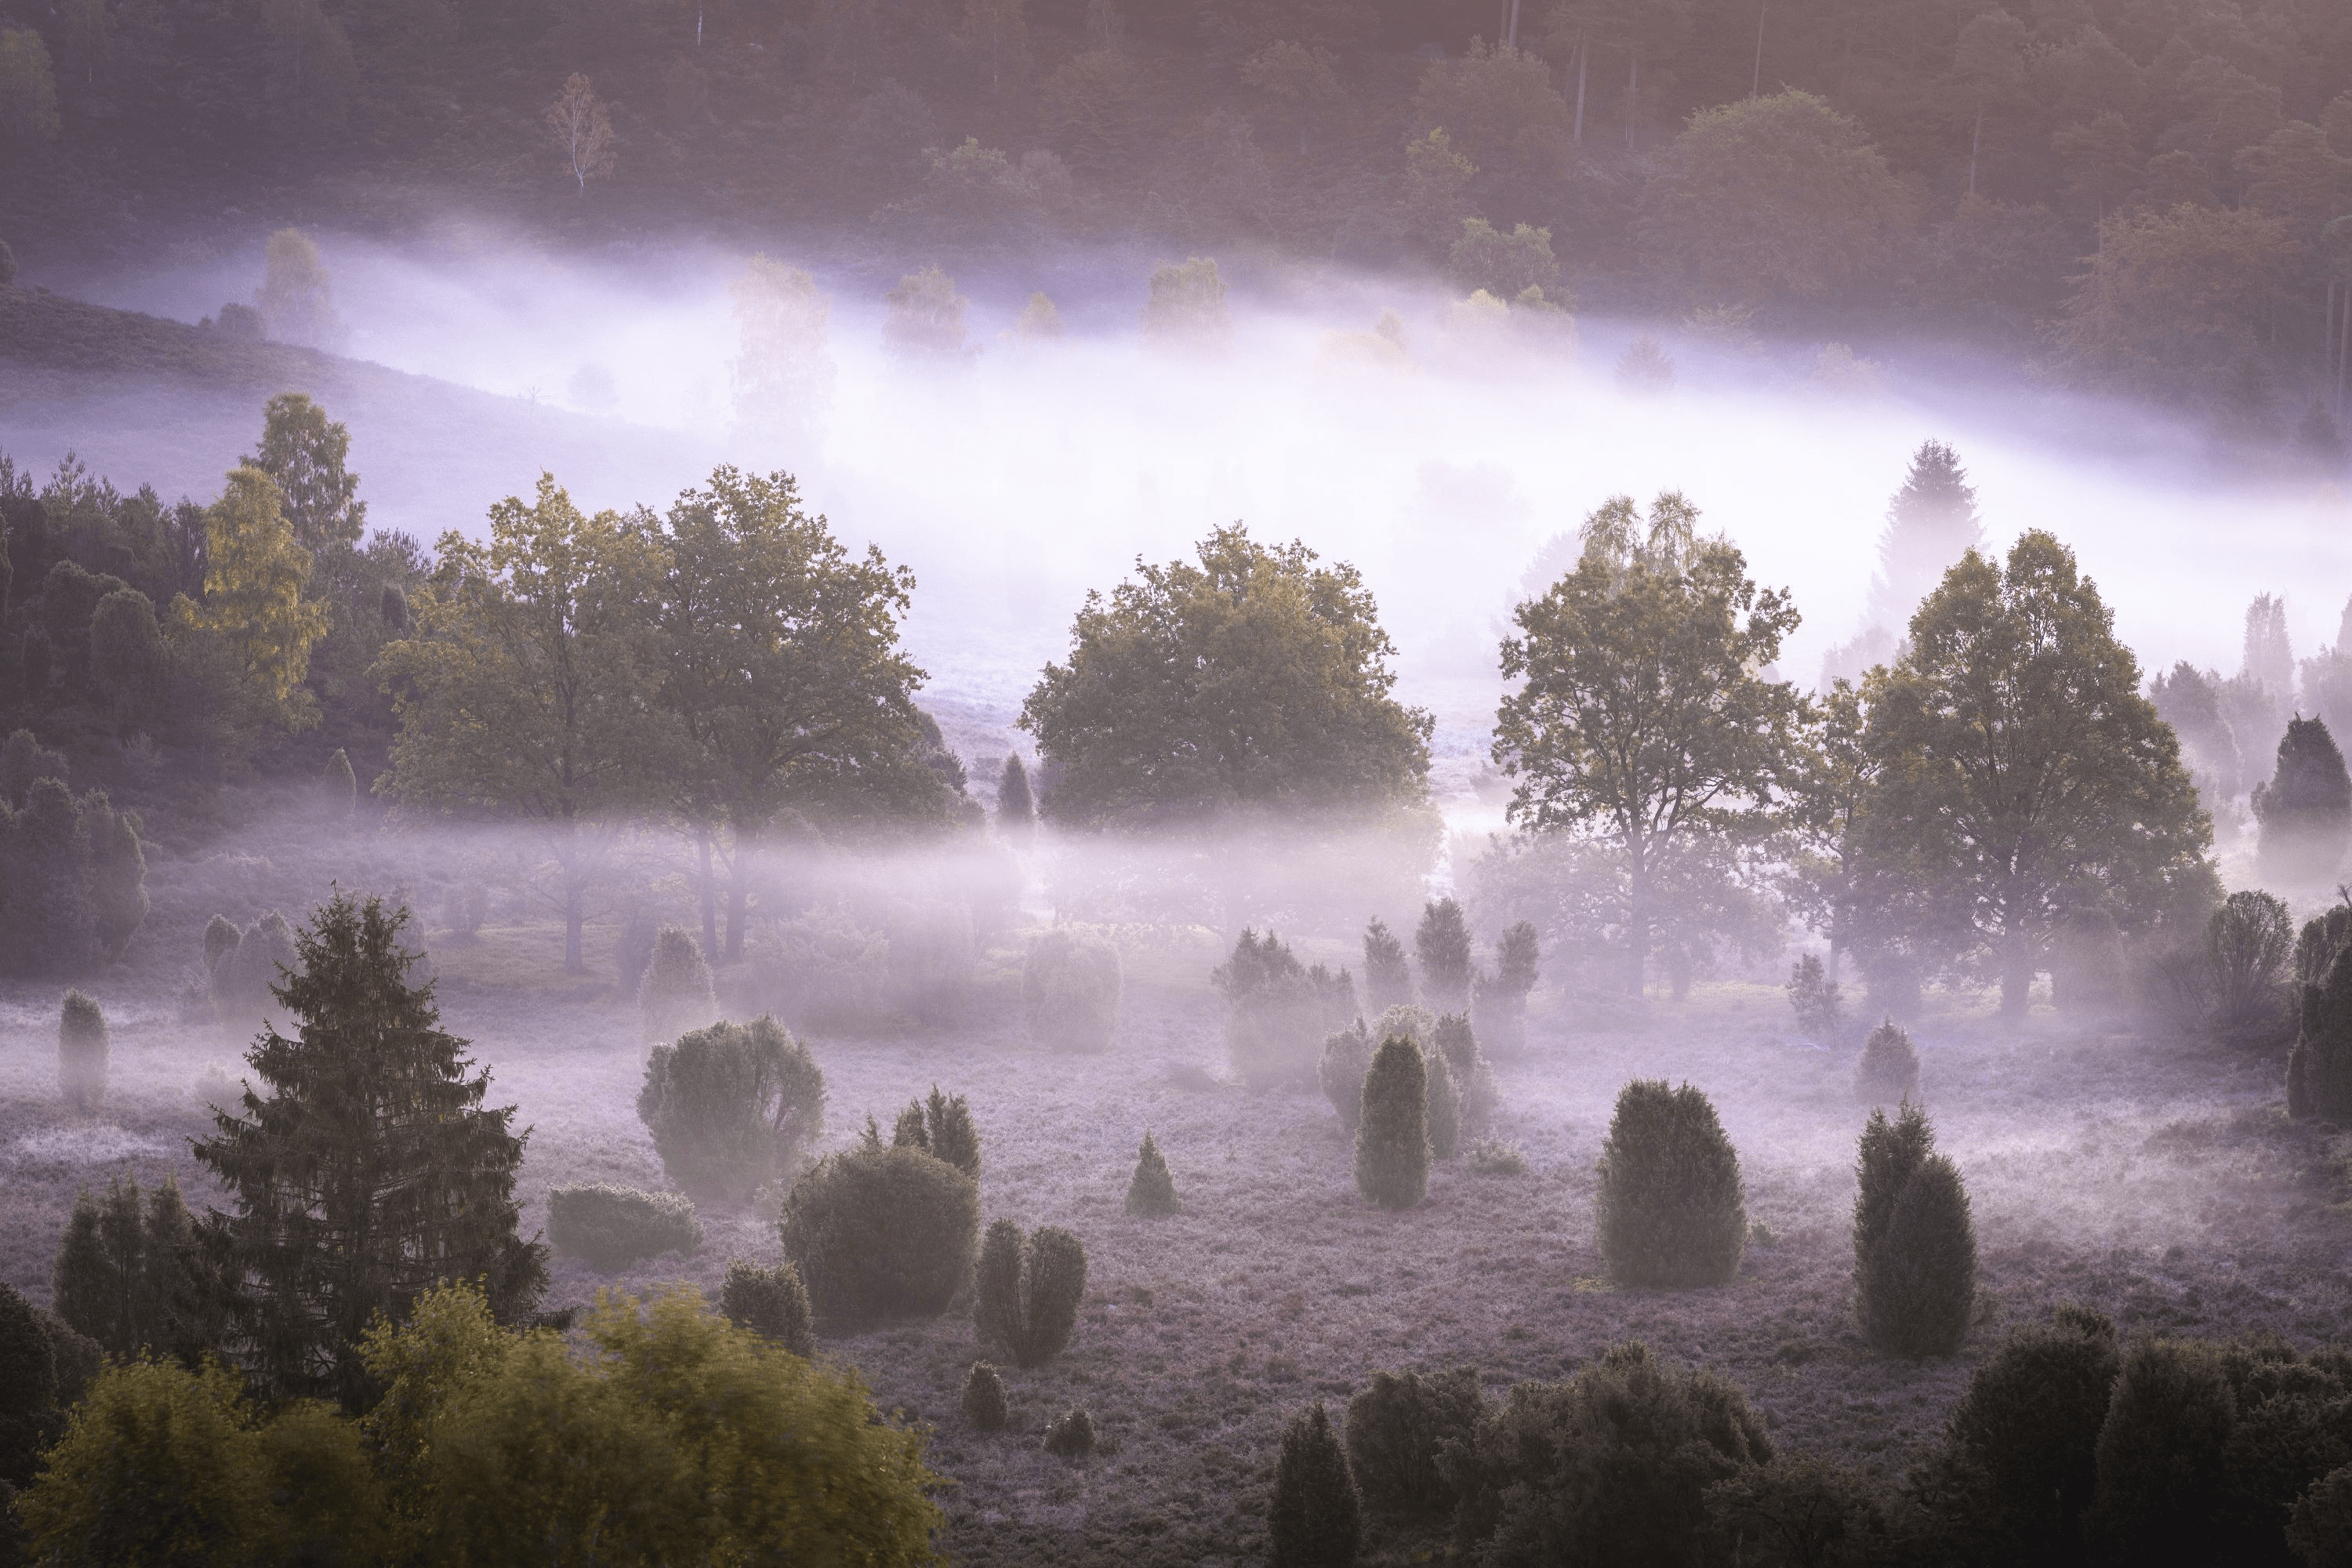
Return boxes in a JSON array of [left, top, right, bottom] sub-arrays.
[[194, 892, 544, 1405], [1865, 440, 1984, 634]]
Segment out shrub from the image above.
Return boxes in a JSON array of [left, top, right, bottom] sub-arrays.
[[1125, 1130, 1181, 1217], [2087, 1338, 2237, 1562], [1595, 1080, 1747, 1287], [1344, 1367, 1481, 1516], [975, 1221, 1089, 1367], [1425, 1047, 1461, 1160], [1319, 1018, 1377, 1131], [1786, 953, 1844, 1042], [1853, 1017, 1920, 1106], [779, 1138, 979, 1322], [2291, 1465, 2352, 1566], [2254, 715, 2352, 888], [1415, 898, 1473, 1011], [888, 1084, 981, 1178], [1440, 1343, 1772, 1563], [962, 1361, 1009, 1429], [57, 989, 106, 1111], [744, 903, 895, 1033], [203, 913, 241, 970], [1465, 1137, 1529, 1176], [1270, 1399, 1359, 1568], [1703, 1455, 1891, 1568], [2209, 890, 2294, 1042], [2288, 941, 2352, 1120], [2296, 903, 2352, 987], [1433, 1012, 1497, 1133], [615, 904, 656, 993], [641, 925, 717, 1046], [1022, 929, 1121, 1051], [546, 1185, 703, 1272], [718, 1259, 814, 1358], [1852, 1104, 1976, 1358], [1470, 920, 1539, 1057], [321, 749, 356, 815], [636, 1016, 825, 1200], [1214, 928, 1356, 1088], [1355, 1036, 1429, 1210], [1363, 918, 1413, 1014], [1043, 1406, 1096, 1457], [1936, 1305, 2120, 1557]]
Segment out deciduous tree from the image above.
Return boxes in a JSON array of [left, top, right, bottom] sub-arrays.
[[546, 72, 615, 194], [247, 393, 365, 553]]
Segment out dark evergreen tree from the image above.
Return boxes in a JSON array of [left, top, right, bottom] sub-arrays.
[[1414, 898, 1473, 1011], [1319, 1018, 1377, 1131], [1269, 1400, 1359, 1568], [975, 1221, 1088, 1368], [1470, 920, 1539, 1054], [56, 989, 106, 1112], [2254, 715, 2352, 887], [193, 892, 546, 1405], [1125, 1130, 1181, 1216], [718, 1258, 815, 1357], [1355, 1036, 1429, 1210], [84, 795, 147, 961], [321, 749, 357, 815], [1363, 917, 1412, 1013], [997, 753, 1034, 839], [891, 1084, 981, 1178], [2289, 909, 2352, 1119], [1933, 1305, 2119, 1565], [962, 1361, 1009, 1430], [1595, 1080, 1747, 1287], [1852, 1103, 1977, 1358], [51, 1174, 217, 1364], [0, 1281, 58, 1490], [1866, 438, 1984, 631], [1854, 1017, 1920, 1105], [1344, 1367, 1482, 1516], [2086, 1338, 2237, 1563]]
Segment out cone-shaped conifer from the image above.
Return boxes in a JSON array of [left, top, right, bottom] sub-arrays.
[[963, 1361, 1008, 1429], [1269, 1399, 1360, 1568], [1125, 1130, 1181, 1216], [56, 991, 106, 1112], [1853, 1102, 1976, 1356], [1355, 1036, 1428, 1210], [1595, 1080, 1746, 1287]]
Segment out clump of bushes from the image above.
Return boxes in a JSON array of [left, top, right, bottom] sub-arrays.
[[1214, 928, 1356, 1088], [1344, 1366, 1481, 1516], [1022, 928, 1121, 1051], [1043, 1406, 1095, 1457], [1595, 1080, 1746, 1287], [975, 1221, 1089, 1367], [1319, 1018, 1377, 1131], [1468, 920, 1539, 1057], [1786, 953, 1844, 1042], [1432, 1012, 1497, 1134], [49, 1173, 216, 1363], [779, 1134, 979, 1322], [962, 1361, 1009, 1429], [1415, 898, 1473, 1011], [636, 1016, 825, 1200], [889, 1085, 981, 1178], [1356, 1035, 1429, 1210], [641, 925, 717, 1046], [2206, 889, 2293, 1043], [2085, 1337, 2237, 1561], [57, 990, 107, 1112], [1363, 917, 1413, 1013], [1465, 1137, 1529, 1176], [1853, 1017, 1920, 1106], [547, 1185, 704, 1272], [1269, 1400, 1359, 1567], [1852, 1102, 1976, 1358], [718, 1258, 814, 1358], [1929, 1303, 2118, 1557], [2289, 902, 2352, 1118], [1125, 1131, 1181, 1216]]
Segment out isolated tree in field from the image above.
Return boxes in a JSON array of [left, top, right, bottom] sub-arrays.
[[1125, 1129, 1181, 1216], [247, 392, 365, 553], [1355, 1035, 1429, 1209], [375, 476, 665, 973], [56, 989, 106, 1110], [1269, 1400, 1359, 1568], [975, 1220, 1087, 1367], [1639, 90, 1911, 302], [1414, 897, 1472, 1010], [1865, 440, 1984, 634], [1595, 1079, 1745, 1287], [1495, 493, 1805, 993], [637, 1015, 825, 1200], [1858, 533, 2215, 1014], [255, 228, 343, 350], [1021, 524, 1432, 826], [651, 467, 937, 958], [719, 1258, 815, 1358], [194, 893, 545, 1404], [1853, 1017, 1920, 1105], [1852, 1102, 1976, 1357], [2253, 716, 2352, 887], [190, 466, 330, 727], [883, 266, 970, 358], [1471, 920, 1539, 1054], [639, 926, 716, 1044], [546, 72, 616, 193], [731, 256, 836, 447], [1140, 256, 1233, 347]]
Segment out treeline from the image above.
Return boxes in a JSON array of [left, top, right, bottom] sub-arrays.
[[4, 0, 2350, 419]]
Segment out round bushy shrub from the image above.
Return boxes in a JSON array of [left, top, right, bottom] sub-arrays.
[[779, 1141, 979, 1323], [1425, 1048, 1461, 1160], [1125, 1131, 1181, 1217], [1043, 1406, 1095, 1457], [57, 991, 107, 1112], [1854, 1017, 1921, 1106], [962, 1362, 1008, 1430], [1022, 929, 1121, 1051], [1939, 1305, 2119, 1555], [1595, 1080, 1746, 1288], [1344, 1367, 1481, 1516], [637, 1016, 824, 1200], [202, 914, 240, 971], [1319, 1020, 1376, 1132], [546, 1185, 703, 1272], [1852, 1104, 1976, 1358], [1270, 1399, 1359, 1568], [976, 1221, 1088, 1368], [1363, 918, 1413, 1014], [718, 1258, 815, 1358], [1415, 898, 1473, 1011], [641, 925, 717, 1046], [2088, 1338, 2237, 1562], [1355, 1036, 1429, 1210]]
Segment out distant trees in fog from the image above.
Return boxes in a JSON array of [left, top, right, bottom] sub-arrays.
[[545, 71, 616, 194]]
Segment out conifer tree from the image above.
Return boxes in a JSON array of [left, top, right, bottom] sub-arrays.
[[85, 794, 147, 960], [193, 892, 545, 1404], [1595, 1080, 1747, 1287], [1865, 439, 1984, 632], [1414, 898, 1473, 1011], [640, 925, 717, 1046], [51, 1174, 216, 1363], [56, 989, 106, 1111], [1362, 918, 1412, 1013], [1125, 1130, 1181, 1216], [321, 748, 357, 816], [718, 1258, 815, 1358], [1355, 1036, 1429, 1209], [1425, 1047, 1461, 1160], [1852, 1102, 1976, 1357], [1269, 1400, 1359, 1568], [2253, 714, 2352, 887], [997, 754, 1034, 838], [975, 1221, 1088, 1367], [962, 1361, 1009, 1428]]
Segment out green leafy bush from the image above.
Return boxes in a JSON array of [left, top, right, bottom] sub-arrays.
[[547, 1185, 703, 1272], [1355, 1036, 1429, 1210], [1125, 1130, 1181, 1216], [1595, 1080, 1747, 1287], [1214, 928, 1357, 1088], [779, 1138, 979, 1322], [2291, 1465, 2352, 1566], [1853, 1017, 1920, 1106], [1043, 1406, 1095, 1457], [56, 989, 105, 1111], [1022, 928, 1121, 1051], [1852, 1103, 1976, 1358], [975, 1220, 1089, 1368], [888, 1084, 982, 1178], [962, 1361, 1008, 1429], [1415, 898, 1473, 1011], [1270, 1399, 1359, 1567], [1703, 1455, 1891, 1567], [640, 925, 717, 1046], [636, 1016, 825, 1200], [1363, 917, 1413, 1014], [718, 1258, 814, 1358], [1344, 1366, 1480, 1516]]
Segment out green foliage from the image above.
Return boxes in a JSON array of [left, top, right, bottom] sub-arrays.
[[56, 988, 106, 1111], [2291, 1465, 2352, 1566], [2257, 717, 2352, 886], [962, 1361, 1008, 1429], [547, 1185, 703, 1272], [1787, 953, 1845, 1041], [1935, 1305, 2119, 1561], [637, 1015, 825, 1200], [1465, 1137, 1529, 1176], [975, 1221, 1089, 1368], [1215, 928, 1358, 1088], [2087, 1338, 2238, 1561], [1022, 928, 1121, 1051], [883, 266, 970, 357], [194, 892, 543, 1404], [1425, 1045, 1461, 1160], [640, 924, 717, 1045], [1125, 1130, 1181, 1217], [189, 465, 329, 718], [1853, 1104, 1976, 1357], [0, 1281, 57, 1489], [1018, 524, 1432, 827], [88, 586, 166, 724], [1043, 1405, 1096, 1457], [1702, 1455, 1892, 1568], [1853, 1017, 1920, 1105], [1596, 1080, 1747, 1287], [996, 753, 1034, 835], [2288, 942, 2352, 1120], [1473, 920, 1539, 1054], [1269, 1399, 1359, 1567], [1140, 256, 1232, 346], [248, 392, 365, 551], [1355, 1036, 1429, 1210], [888, 1084, 982, 1178], [1414, 897, 1472, 1010], [51, 1174, 217, 1365], [779, 1140, 979, 1322], [1362, 917, 1411, 1013], [1343, 1367, 1480, 1516], [1319, 1018, 1376, 1131], [1441, 1343, 1773, 1564], [718, 1258, 815, 1359], [1450, 217, 1559, 299], [2209, 889, 2295, 1042]]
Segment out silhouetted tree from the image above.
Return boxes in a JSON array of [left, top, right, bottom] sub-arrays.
[[2254, 715, 2352, 887]]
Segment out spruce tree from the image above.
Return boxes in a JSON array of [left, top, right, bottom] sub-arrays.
[[194, 892, 545, 1405], [1355, 1036, 1429, 1210], [2254, 715, 2352, 887], [997, 754, 1034, 840], [1865, 438, 1984, 631], [56, 990, 107, 1112], [1414, 898, 1473, 1011], [1362, 918, 1412, 1013], [1853, 1103, 1976, 1357], [975, 1221, 1088, 1367], [1269, 1400, 1359, 1568], [1125, 1130, 1181, 1216], [52, 1174, 216, 1363]]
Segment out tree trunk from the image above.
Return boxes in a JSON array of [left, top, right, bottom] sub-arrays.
[[1626, 53, 1639, 152], [696, 826, 718, 962], [564, 871, 586, 975], [1998, 937, 2034, 1018], [1969, 108, 1982, 197], [1751, 2, 1766, 96], [1625, 858, 1650, 996], [724, 827, 753, 962], [1574, 46, 1588, 143]]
